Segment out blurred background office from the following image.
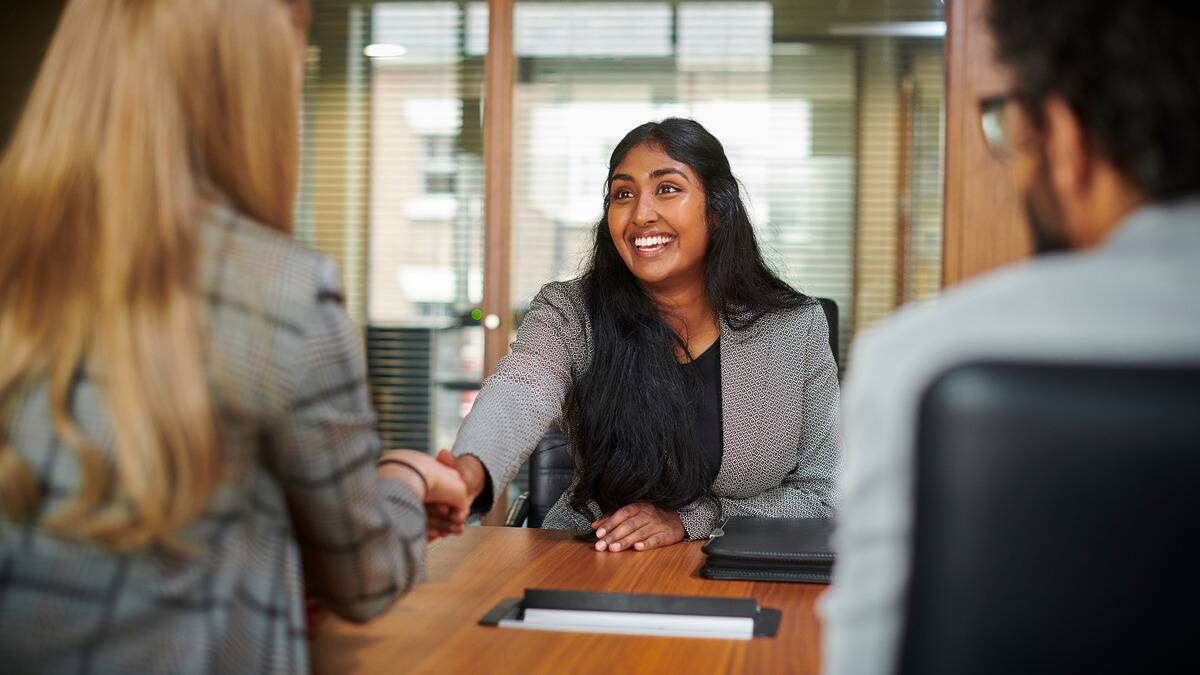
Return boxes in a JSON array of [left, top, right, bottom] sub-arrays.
[[2, 0, 961, 509]]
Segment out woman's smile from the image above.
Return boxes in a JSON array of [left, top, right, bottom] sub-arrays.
[[607, 142, 709, 288], [631, 231, 677, 257]]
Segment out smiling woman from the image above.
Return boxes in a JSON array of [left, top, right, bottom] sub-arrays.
[[607, 149, 711, 292], [447, 118, 841, 552]]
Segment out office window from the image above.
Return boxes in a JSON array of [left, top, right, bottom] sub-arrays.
[[299, 1, 486, 452], [421, 134, 459, 194], [504, 0, 947, 359], [902, 44, 945, 302], [297, 0, 946, 453]]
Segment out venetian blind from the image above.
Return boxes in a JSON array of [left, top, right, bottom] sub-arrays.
[[502, 0, 946, 361], [298, 1, 487, 452], [295, 0, 946, 452]]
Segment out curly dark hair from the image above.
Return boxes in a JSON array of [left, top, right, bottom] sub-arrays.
[[987, 0, 1200, 200], [565, 118, 810, 519]]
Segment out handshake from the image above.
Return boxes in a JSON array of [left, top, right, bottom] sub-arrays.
[[376, 449, 687, 553], [376, 448, 489, 541]]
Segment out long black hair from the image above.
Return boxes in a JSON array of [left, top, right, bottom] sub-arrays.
[[565, 117, 811, 520]]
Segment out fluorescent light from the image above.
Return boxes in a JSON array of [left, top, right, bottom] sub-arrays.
[[363, 43, 407, 58], [828, 21, 946, 38]]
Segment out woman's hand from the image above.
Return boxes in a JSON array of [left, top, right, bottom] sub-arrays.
[[377, 449, 470, 541], [591, 502, 686, 552]]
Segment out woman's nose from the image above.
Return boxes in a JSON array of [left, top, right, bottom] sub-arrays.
[[633, 194, 657, 227]]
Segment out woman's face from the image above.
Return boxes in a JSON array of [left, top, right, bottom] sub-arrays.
[[606, 142, 709, 292]]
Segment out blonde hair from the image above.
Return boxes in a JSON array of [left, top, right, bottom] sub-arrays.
[[0, 0, 303, 550]]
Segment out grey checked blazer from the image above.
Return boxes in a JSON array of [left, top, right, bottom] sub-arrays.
[[0, 205, 424, 674], [453, 279, 841, 539]]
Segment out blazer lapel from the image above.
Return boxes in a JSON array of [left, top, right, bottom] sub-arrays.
[[713, 313, 776, 497]]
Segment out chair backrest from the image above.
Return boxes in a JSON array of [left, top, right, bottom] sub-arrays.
[[815, 297, 839, 369], [527, 425, 575, 528], [899, 361, 1200, 675]]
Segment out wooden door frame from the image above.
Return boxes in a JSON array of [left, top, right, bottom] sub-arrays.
[[942, 0, 1030, 286], [481, 0, 515, 523]]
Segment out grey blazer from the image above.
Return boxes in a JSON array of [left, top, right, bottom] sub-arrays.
[[453, 278, 840, 539], [0, 205, 424, 674]]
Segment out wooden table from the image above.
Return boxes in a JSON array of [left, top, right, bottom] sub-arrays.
[[312, 526, 826, 675]]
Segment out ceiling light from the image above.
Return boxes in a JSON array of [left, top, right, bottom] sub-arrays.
[[363, 43, 408, 58], [828, 21, 946, 38]]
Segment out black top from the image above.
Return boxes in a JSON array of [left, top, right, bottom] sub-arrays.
[[684, 340, 724, 485]]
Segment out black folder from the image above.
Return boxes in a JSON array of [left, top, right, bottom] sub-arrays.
[[480, 588, 781, 638], [700, 516, 836, 584]]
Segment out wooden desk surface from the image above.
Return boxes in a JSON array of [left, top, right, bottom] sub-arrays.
[[312, 526, 825, 675]]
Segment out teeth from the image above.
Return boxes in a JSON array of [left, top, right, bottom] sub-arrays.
[[634, 235, 673, 248]]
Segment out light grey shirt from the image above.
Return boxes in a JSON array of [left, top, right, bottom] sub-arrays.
[[820, 197, 1200, 675]]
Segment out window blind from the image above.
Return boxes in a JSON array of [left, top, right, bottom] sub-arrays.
[[299, 1, 487, 452], [296, 0, 946, 453], [502, 0, 947, 360]]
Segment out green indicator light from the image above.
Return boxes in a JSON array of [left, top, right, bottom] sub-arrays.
[[470, 308, 483, 321]]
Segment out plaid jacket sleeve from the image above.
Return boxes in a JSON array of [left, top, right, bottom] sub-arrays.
[[265, 260, 426, 623]]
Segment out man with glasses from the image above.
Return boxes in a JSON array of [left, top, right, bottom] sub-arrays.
[[821, 1, 1200, 673]]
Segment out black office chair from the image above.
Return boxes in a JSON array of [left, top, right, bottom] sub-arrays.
[[898, 361, 1200, 675], [504, 425, 574, 528]]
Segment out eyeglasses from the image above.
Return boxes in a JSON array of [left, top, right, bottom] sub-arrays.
[[978, 93, 1016, 161]]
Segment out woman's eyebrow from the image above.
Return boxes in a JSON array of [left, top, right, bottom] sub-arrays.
[[649, 167, 691, 182], [610, 168, 691, 184]]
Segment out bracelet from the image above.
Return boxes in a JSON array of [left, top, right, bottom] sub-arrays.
[[377, 458, 429, 495]]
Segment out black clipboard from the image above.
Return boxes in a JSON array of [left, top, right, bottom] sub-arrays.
[[479, 588, 782, 638]]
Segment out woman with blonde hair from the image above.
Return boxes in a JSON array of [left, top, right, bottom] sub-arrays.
[[0, 0, 467, 671]]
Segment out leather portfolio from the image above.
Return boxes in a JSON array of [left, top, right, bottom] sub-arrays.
[[700, 516, 836, 584], [479, 588, 782, 639]]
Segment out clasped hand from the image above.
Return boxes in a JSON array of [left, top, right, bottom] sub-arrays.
[[376, 449, 469, 542], [591, 502, 685, 552]]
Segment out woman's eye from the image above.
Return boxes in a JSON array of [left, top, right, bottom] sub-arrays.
[[613, 188, 633, 200], [657, 184, 680, 195]]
